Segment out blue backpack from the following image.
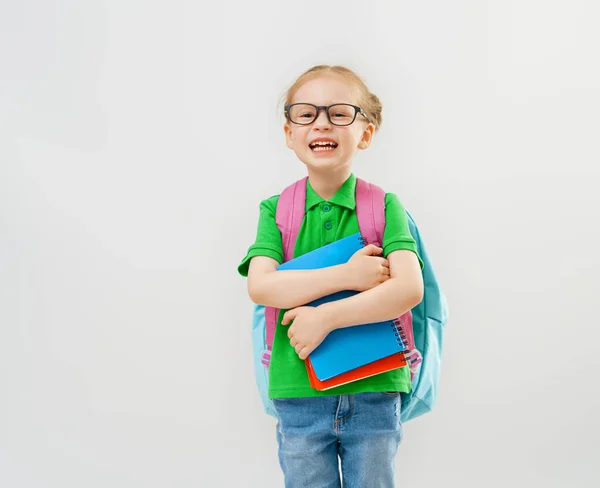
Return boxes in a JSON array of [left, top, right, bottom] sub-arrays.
[[249, 177, 448, 422]]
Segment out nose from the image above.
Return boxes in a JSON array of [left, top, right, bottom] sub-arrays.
[[313, 108, 331, 130]]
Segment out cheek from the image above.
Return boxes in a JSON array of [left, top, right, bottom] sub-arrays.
[[291, 130, 309, 147], [340, 133, 360, 150]]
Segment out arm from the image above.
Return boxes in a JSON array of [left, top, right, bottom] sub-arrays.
[[247, 244, 389, 309], [282, 249, 423, 360], [321, 250, 423, 330], [247, 256, 353, 309]]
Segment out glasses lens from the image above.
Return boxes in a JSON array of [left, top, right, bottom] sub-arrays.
[[288, 104, 317, 124], [328, 104, 356, 126]]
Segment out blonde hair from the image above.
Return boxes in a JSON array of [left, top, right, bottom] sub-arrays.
[[281, 65, 383, 132]]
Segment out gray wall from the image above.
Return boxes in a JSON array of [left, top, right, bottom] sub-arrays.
[[1, 1, 598, 486]]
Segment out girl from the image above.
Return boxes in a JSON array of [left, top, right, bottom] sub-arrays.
[[238, 65, 424, 488]]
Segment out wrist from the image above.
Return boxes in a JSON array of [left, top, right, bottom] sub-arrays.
[[318, 301, 340, 333], [338, 262, 357, 291]]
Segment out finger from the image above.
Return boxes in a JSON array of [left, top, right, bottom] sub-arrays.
[[379, 274, 391, 283], [287, 326, 295, 339], [282, 309, 297, 325], [295, 343, 304, 355], [298, 346, 312, 360], [359, 244, 383, 256], [382, 266, 390, 276], [289, 337, 298, 347], [379, 258, 389, 267]]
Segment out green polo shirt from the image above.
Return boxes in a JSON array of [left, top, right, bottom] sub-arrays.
[[238, 173, 423, 398]]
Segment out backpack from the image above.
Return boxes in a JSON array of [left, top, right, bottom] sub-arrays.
[[250, 176, 449, 422]]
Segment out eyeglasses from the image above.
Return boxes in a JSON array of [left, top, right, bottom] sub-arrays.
[[284, 103, 373, 126]]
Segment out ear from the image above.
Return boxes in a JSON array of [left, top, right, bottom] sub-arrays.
[[284, 123, 294, 150], [358, 123, 375, 150]]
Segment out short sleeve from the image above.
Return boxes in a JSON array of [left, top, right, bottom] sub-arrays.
[[237, 195, 283, 277], [383, 193, 424, 270]]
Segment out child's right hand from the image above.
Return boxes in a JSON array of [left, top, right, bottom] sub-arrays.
[[344, 244, 390, 292]]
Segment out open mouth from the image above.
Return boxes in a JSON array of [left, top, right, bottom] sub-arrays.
[[309, 141, 338, 153]]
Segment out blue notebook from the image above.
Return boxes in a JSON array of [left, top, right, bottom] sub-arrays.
[[277, 233, 406, 381], [277, 233, 368, 272]]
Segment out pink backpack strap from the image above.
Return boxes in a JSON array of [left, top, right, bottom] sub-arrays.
[[276, 177, 308, 262], [262, 177, 307, 366], [355, 178, 386, 246]]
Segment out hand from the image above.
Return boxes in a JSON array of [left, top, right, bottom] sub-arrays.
[[281, 306, 334, 360], [344, 244, 390, 292]]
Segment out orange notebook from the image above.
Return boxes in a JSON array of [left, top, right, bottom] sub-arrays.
[[306, 353, 407, 391]]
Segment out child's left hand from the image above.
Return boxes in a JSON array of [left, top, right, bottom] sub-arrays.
[[281, 306, 333, 360]]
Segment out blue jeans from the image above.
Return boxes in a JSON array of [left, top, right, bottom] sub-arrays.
[[273, 392, 403, 488]]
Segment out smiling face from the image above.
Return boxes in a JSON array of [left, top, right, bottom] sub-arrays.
[[284, 74, 375, 174]]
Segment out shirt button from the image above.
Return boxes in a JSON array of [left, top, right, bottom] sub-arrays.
[[322, 205, 331, 212], [324, 221, 332, 230]]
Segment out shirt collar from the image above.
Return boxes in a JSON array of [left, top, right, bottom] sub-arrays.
[[306, 173, 357, 211]]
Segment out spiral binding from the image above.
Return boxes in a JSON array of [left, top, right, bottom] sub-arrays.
[[359, 236, 368, 246], [391, 317, 409, 349], [389, 315, 423, 380]]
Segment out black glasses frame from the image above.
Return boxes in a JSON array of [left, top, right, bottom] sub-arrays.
[[284, 103, 374, 126]]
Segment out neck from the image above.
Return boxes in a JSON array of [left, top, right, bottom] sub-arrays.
[[306, 165, 352, 200]]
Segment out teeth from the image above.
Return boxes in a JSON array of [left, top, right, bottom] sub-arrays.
[[310, 141, 337, 148]]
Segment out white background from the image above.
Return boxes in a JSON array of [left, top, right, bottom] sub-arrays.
[[1, 1, 599, 487]]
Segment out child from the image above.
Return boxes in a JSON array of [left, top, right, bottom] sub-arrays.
[[238, 65, 424, 488]]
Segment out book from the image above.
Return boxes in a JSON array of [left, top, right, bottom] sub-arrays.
[[304, 290, 407, 380], [277, 233, 368, 271], [276, 233, 408, 382], [306, 353, 407, 391]]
